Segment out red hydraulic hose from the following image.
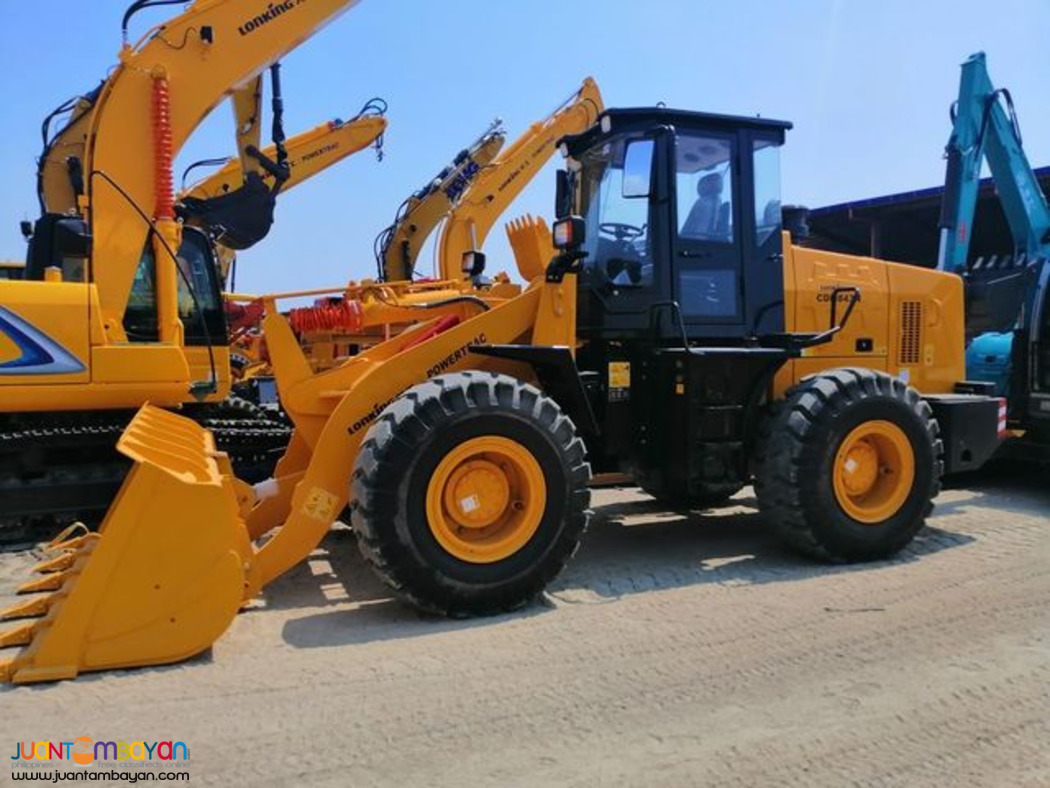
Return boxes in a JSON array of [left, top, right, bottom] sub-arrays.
[[152, 77, 175, 220], [288, 299, 365, 334]]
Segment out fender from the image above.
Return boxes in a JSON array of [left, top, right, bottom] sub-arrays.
[[470, 344, 600, 438]]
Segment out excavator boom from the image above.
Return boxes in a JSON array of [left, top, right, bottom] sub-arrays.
[[82, 0, 363, 338], [375, 119, 506, 282], [938, 52, 1050, 274], [937, 52, 1050, 438]]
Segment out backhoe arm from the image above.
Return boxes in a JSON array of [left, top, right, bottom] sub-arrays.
[[181, 108, 386, 204], [938, 52, 1050, 273], [182, 105, 387, 284], [434, 78, 603, 280], [375, 119, 506, 282], [81, 0, 363, 342]]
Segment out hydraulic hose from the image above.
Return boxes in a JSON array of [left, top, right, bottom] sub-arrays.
[[151, 77, 176, 220]]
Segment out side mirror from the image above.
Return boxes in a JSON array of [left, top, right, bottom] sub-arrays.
[[622, 139, 654, 199], [555, 169, 572, 219]]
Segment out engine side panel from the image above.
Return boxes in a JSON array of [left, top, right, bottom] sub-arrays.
[[777, 241, 966, 396]]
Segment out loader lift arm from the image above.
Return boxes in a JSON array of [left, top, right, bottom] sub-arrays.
[[375, 119, 506, 282], [434, 78, 603, 281]]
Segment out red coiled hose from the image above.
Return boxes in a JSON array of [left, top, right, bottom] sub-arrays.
[[152, 77, 175, 220], [288, 299, 365, 334]]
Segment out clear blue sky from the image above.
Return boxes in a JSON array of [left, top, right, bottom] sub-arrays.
[[1, 0, 1047, 294]]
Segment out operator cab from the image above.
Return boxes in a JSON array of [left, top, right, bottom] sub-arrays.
[[557, 108, 791, 342]]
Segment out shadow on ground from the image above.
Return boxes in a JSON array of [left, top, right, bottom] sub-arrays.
[[274, 485, 983, 650], [6, 461, 1042, 681]]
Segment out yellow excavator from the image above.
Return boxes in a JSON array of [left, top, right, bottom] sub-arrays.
[[26, 88, 386, 290], [0, 0, 374, 534], [0, 9, 1005, 681]]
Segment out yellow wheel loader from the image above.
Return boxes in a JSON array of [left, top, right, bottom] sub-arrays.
[[0, 0, 376, 535], [1, 105, 1005, 683]]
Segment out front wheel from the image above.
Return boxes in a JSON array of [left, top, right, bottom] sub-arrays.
[[351, 372, 591, 616], [754, 368, 942, 562]]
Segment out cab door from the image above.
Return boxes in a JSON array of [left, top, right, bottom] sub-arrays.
[[671, 129, 746, 337], [670, 128, 787, 340]]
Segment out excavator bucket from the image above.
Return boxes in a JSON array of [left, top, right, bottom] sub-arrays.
[[0, 406, 252, 684]]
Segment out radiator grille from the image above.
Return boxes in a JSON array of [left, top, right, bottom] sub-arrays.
[[899, 301, 922, 365]]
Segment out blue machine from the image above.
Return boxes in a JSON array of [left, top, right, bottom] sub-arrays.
[[938, 52, 1050, 446]]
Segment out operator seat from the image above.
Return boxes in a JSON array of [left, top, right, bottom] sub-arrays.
[[681, 172, 725, 240]]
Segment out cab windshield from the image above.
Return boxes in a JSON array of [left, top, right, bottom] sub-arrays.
[[124, 229, 227, 346], [577, 135, 653, 288]]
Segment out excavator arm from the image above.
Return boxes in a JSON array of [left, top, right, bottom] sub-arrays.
[[181, 104, 386, 204], [231, 76, 266, 181], [375, 119, 506, 282], [937, 52, 1050, 427], [434, 78, 603, 280], [79, 0, 364, 344], [181, 101, 387, 283], [938, 52, 1050, 274]]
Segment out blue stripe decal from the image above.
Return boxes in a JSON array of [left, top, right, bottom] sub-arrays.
[[0, 306, 86, 375]]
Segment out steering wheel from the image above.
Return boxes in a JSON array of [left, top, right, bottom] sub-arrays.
[[599, 222, 644, 241]]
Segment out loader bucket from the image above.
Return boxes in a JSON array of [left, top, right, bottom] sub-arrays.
[[0, 405, 252, 684]]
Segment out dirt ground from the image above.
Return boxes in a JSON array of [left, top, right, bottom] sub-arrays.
[[2, 462, 1048, 787]]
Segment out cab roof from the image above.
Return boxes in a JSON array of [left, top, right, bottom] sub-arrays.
[[561, 107, 792, 155]]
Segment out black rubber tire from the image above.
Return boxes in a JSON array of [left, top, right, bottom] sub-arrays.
[[351, 372, 592, 617], [754, 368, 942, 562]]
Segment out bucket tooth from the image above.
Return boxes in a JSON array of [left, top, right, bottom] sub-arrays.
[[32, 552, 78, 574], [0, 405, 253, 684], [17, 570, 73, 595], [0, 593, 61, 621], [44, 522, 90, 548], [44, 534, 96, 554], [0, 620, 40, 648]]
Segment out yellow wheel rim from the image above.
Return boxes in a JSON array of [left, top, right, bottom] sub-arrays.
[[426, 436, 547, 563], [832, 420, 915, 524]]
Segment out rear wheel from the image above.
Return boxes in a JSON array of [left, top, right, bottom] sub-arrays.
[[351, 372, 591, 616], [754, 368, 942, 561]]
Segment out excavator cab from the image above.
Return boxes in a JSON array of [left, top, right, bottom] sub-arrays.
[[564, 109, 790, 343], [124, 227, 228, 348]]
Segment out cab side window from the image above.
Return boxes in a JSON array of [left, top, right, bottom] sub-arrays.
[[676, 133, 734, 243], [753, 139, 783, 248]]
